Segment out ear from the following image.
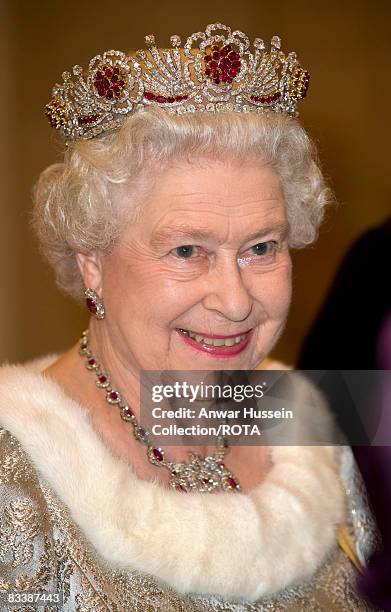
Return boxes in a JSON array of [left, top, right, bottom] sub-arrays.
[[76, 252, 103, 295]]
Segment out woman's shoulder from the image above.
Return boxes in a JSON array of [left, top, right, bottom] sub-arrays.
[[0, 426, 43, 497], [0, 353, 59, 377], [0, 357, 78, 600], [0, 354, 61, 417], [0, 425, 58, 594], [0, 355, 57, 514]]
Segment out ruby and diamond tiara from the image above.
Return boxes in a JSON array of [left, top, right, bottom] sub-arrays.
[[46, 22, 310, 141]]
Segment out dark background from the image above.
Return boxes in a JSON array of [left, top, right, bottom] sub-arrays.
[[1, 0, 390, 365]]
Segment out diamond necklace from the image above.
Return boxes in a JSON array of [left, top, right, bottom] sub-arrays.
[[79, 330, 241, 493]]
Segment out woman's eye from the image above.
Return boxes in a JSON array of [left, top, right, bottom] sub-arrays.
[[170, 241, 278, 262], [237, 241, 280, 266], [249, 241, 277, 256], [172, 245, 199, 258]]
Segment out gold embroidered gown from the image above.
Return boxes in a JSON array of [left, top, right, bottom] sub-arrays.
[[0, 358, 381, 612]]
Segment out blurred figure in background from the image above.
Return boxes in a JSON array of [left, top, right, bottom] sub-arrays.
[[299, 217, 391, 611], [299, 217, 391, 370]]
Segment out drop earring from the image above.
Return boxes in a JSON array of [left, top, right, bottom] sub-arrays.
[[84, 288, 105, 320]]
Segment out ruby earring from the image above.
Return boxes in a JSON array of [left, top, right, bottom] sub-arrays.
[[85, 288, 105, 320]]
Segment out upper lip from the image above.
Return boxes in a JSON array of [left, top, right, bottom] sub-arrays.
[[177, 328, 252, 339]]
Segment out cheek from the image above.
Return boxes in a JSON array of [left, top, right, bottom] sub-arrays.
[[101, 252, 195, 328], [253, 260, 292, 320]]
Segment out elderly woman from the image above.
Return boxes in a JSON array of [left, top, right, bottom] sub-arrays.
[[0, 23, 380, 611]]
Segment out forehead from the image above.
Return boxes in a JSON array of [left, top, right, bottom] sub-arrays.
[[131, 158, 286, 240]]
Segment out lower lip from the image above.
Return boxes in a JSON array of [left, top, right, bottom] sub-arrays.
[[176, 329, 253, 357]]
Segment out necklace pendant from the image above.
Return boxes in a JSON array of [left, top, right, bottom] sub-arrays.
[[168, 453, 241, 493]]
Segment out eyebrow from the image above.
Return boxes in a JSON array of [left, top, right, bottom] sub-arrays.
[[150, 222, 289, 248]]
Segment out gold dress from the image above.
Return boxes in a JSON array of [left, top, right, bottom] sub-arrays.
[[0, 357, 381, 612]]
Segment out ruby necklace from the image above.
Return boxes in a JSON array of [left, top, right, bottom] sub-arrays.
[[79, 330, 241, 493]]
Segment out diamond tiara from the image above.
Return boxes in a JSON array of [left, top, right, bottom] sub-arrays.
[[46, 22, 310, 141]]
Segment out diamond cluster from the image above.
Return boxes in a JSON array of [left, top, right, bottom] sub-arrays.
[[46, 23, 310, 141]]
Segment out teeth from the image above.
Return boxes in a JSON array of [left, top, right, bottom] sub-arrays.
[[180, 329, 247, 347]]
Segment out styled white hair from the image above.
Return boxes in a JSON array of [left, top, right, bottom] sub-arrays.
[[32, 107, 333, 301]]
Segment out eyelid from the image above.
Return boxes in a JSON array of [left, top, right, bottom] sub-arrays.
[[244, 229, 288, 249], [241, 239, 278, 254]]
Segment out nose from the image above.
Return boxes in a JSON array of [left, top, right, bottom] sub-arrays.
[[201, 255, 253, 322]]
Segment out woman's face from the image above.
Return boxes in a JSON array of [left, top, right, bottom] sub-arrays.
[[97, 157, 292, 371]]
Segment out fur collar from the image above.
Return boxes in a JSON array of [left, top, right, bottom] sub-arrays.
[[0, 356, 346, 603]]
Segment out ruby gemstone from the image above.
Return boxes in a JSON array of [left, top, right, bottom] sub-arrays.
[[123, 407, 134, 418], [228, 51, 240, 61], [109, 390, 119, 401], [98, 375, 107, 384], [203, 43, 241, 84], [88, 358, 96, 366], [153, 448, 164, 461], [228, 477, 239, 489]]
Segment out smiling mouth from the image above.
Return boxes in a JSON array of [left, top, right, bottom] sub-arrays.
[[176, 328, 252, 347]]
